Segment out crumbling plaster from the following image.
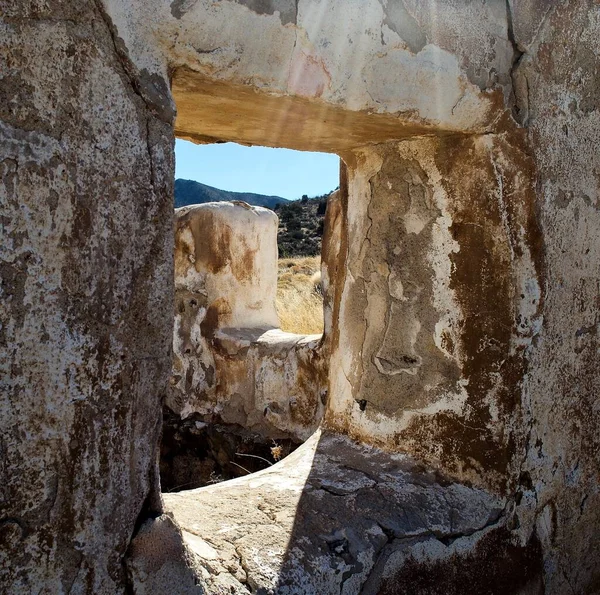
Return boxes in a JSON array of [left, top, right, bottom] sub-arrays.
[[104, 0, 516, 149], [327, 133, 543, 494], [3, 0, 600, 593], [170, 202, 326, 441]]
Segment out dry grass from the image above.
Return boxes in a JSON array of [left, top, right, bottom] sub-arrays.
[[276, 256, 324, 335]]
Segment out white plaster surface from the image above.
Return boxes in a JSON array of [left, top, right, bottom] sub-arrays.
[[103, 0, 513, 133], [171, 203, 326, 441]]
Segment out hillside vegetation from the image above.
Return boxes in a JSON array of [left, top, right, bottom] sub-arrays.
[[274, 194, 329, 257]]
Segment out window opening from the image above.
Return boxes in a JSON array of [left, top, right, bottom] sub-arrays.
[[161, 141, 338, 492]]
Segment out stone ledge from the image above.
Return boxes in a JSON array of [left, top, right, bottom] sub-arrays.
[[129, 431, 515, 594]]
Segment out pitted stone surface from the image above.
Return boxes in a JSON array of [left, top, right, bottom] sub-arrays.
[[146, 432, 516, 594], [510, 2, 600, 592], [1, 1, 174, 592], [3, 1, 600, 593]]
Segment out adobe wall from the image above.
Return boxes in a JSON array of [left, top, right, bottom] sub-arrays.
[[2, 0, 600, 593]]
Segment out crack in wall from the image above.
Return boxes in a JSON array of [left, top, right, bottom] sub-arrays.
[[505, 0, 527, 124]]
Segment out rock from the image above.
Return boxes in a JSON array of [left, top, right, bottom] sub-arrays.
[[127, 515, 207, 595], [127, 431, 542, 594]]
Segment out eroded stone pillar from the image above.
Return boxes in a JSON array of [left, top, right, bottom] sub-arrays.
[[169, 202, 326, 454], [174, 201, 279, 334], [0, 2, 174, 592]]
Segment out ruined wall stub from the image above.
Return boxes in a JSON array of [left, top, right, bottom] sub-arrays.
[[170, 202, 326, 441], [0, 1, 174, 592], [174, 202, 279, 332]]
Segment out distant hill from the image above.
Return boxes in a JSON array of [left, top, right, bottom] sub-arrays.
[[175, 179, 337, 258], [175, 179, 289, 210]]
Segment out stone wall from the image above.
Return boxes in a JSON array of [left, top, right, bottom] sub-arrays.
[[327, 133, 543, 494], [0, 1, 174, 592], [3, 0, 600, 593], [511, 2, 600, 592]]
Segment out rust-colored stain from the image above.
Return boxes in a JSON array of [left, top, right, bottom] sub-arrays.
[[201, 298, 232, 338], [231, 238, 257, 283], [190, 211, 233, 274], [395, 132, 543, 492], [379, 527, 543, 595], [176, 208, 259, 283]]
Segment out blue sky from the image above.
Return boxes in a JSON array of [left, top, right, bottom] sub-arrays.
[[175, 139, 339, 200]]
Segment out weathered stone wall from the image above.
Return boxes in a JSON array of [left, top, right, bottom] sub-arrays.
[[0, 1, 174, 592], [104, 0, 512, 151], [4, 0, 600, 593], [170, 202, 326, 441], [327, 133, 543, 494], [510, 2, 600, 592]]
